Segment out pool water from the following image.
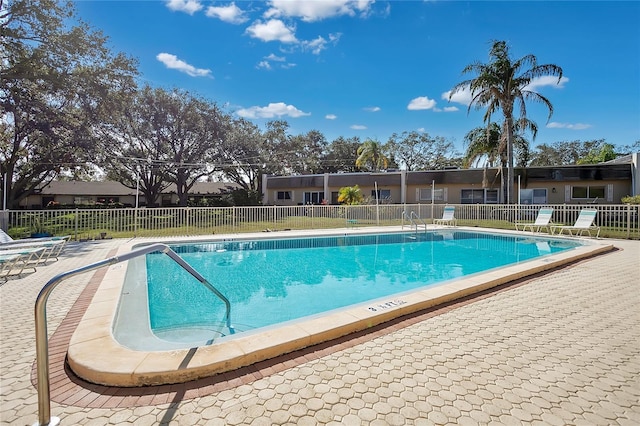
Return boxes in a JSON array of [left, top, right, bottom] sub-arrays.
[[144, 231, 579, 342]]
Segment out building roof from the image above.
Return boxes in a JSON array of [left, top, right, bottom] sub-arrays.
[[39, 181, 239, 196], [266, 162, 633, 188]]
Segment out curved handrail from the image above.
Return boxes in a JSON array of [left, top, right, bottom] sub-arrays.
[[402, 210, 416, 231], [402, 210, 427, 233], [33, 243, 231, 426], [410, 211, 427, 230]]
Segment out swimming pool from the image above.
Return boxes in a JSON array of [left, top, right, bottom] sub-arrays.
[[114, 230, 580, 351], [68, 227, 612, 386]]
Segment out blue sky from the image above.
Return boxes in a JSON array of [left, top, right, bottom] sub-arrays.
[[74, 1, 640, 152]]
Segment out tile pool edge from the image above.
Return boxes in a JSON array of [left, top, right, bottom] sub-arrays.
[[66, 227, 614, 387]]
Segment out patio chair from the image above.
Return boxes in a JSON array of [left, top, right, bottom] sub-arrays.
[[434, 206, 457, 226], [0, 228, 69, 244], [1, 229, 69, 261], [514, 207, 554, 233], [1, 239, 67, 262], [550, 209, 601, 238], [0, 246, 47, 279]]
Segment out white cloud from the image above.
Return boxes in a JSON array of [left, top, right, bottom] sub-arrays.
[[301, 33, 341, 55], [156, 53, 212, 77], [259, 54, 296, 70], [236, 102, 310, 119], [407, 96, 436, 111], [351, 124, 367, 130], [547, 122, 592, 130], [265, 53, 286, 62], [246, 19, 297, 43], [303, 36, 328, 55], [326, 114, 338, 120], [205, 2, 248, 24], [265, 0, 375, 22], [443, 106, 459, 112], [165, 0, 202, 15], [525, 76, 569, 92], [364, 106, 381, 112], [257, 61, 271, 70], [442, 88, 472, 106], [417, 127, 425, 133]]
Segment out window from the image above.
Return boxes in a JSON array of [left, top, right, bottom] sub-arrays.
[[461, 189, 485, 204], [572, 186, 605, 200], [520, 189, 547, 205], [74, 196, 92, 205], [419, 188, 444, 201], [485, 189, 499, 204], [461, 189, 498, 204], [277, 191, 291, 200], [331, 191, 339, 204], [371, 189, 391, 200], [303, 191, 324, 204]]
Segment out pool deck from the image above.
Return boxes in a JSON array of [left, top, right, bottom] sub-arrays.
[[1, 227, 639, 425]]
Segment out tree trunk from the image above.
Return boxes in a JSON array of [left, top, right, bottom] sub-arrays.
[[505, 116, 515, 204]]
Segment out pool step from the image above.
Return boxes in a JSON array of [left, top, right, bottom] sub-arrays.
[[153, 323, 255, 345]]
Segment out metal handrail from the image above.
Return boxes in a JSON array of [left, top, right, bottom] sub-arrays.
[[410, 211, 427, 231], [402, 210, 415, 231], [402, 211, 427, 233], [33, 243, 231, 426]]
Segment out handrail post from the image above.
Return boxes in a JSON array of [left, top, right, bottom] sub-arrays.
[[33, 243, 231, 426]]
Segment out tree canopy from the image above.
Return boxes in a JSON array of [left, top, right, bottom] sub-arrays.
[[386, 131, 460, 171], [1, 0, 138, 208], [450, 40, 563, 203], [355, 139, 390, 172]]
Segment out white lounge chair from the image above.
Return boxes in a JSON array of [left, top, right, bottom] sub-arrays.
[[1, 228, 69, 261], [434, 206, 457, 226], [0, 228, 69, 245], [0, 246, 47, 279], [551, 209, 601, 238], [1, 239, 67, 262], [514, 207, 554, 233]]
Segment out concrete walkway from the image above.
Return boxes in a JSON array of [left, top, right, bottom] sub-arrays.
[[1, 235, 639, 425]]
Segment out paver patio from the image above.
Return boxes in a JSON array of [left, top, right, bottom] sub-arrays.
[[1, 231, 639, 425]]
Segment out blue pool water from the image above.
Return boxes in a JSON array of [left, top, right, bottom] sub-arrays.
[[143, 231, 580, 341]]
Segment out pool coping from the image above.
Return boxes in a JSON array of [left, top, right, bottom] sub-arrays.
[[66, 226, 614, 387]]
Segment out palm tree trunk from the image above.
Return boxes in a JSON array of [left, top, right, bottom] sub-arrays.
[[505, 116, 515, 204]]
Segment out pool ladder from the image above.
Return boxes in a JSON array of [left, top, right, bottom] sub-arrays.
[[32, 243, 232, 426], [402, 210, 428, 234]]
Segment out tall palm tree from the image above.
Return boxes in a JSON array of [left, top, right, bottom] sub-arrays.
[[355, 139, 390, 172], [450, 40, 563, 203], [463, 122, 531, 201]]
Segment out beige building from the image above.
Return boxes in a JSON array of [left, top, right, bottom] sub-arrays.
[[262, 154, 639, 206], [20, 181, 238, 209]]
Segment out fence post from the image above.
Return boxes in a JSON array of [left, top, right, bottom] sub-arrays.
[[311, 205, 315, 229], [627, 204, 631, 239], [74, 208, 78, 241], [0, 209, 8, 232]]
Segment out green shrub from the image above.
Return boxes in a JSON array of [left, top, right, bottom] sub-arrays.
[[621, 195, 640, 204]]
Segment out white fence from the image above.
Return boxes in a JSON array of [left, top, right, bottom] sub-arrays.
[[2, 204, 639, 240]]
